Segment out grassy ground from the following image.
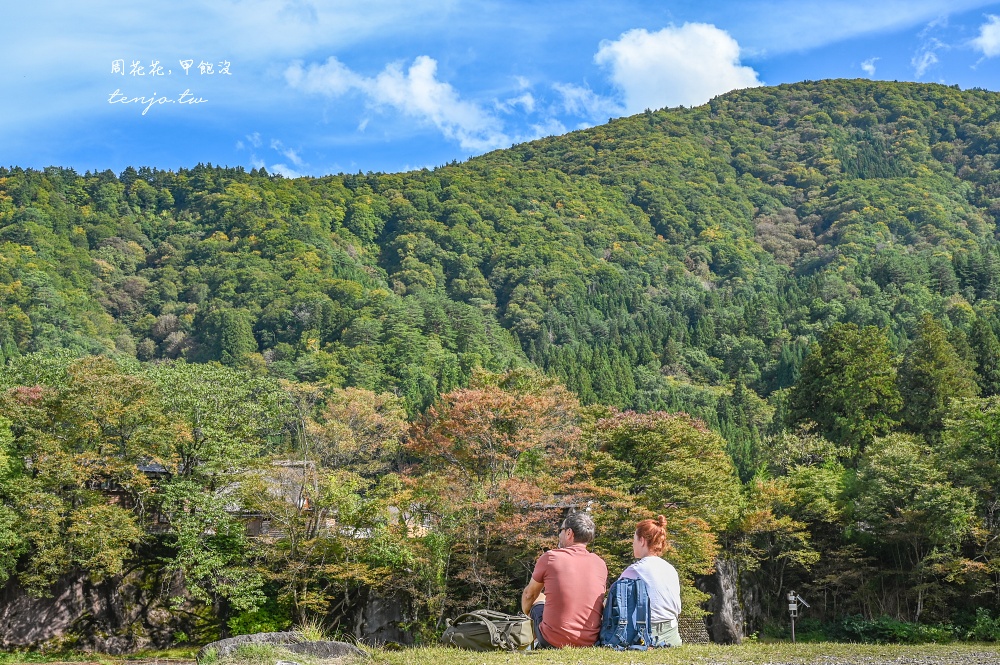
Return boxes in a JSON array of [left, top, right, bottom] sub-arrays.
[[4, 642, 1000, 665], [0, 647, 198, 665], [370, 642, 1000, 665]]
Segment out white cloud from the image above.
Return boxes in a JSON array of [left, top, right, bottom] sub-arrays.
[[284, 56, 364, 96], [282, 147, 304, 167], [496, 92, 536, 114], [912, 49, 939, 77], [269, 138, 304, 166], [594, 23, 761, 114], [285, 55, 509, 151], [239, 135, 305, 173], [861, 57, 879, 77], [552, 83, 623, 120], [972, 15, 1000, 57], [270, 163, 303, 178], [912, 37, 945, 77], [523, 118, 568, 141], [918, 15, 948, 38]]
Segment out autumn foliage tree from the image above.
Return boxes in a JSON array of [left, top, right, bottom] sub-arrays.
[[404, 368, 582, 618], [238, 382, 409, 631], [0, 355, 160, 592]]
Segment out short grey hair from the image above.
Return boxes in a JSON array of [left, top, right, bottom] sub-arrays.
[[562, 511, 596, 545]]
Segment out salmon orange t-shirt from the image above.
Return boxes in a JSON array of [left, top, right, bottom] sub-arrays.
[[531, 543, 608, 647]]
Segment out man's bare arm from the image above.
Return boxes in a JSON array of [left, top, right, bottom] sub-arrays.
[[521, 578, 544, 614]]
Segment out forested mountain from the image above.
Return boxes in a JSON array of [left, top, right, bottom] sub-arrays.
[[4, 80, 999, 416], [5, 81, 1000, 421], [4, 79, 1000, 644]]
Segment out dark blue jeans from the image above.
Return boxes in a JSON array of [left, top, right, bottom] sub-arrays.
[[529, 602, 554, 649]]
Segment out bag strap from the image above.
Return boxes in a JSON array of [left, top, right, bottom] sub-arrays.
[[451, 612, 502, 646], [452, 610, 529, 650], [496, 617, 527, 651], [635, 578, 651, 647], [470, 610, 522, 623], [486, 611, 529, 651], [601, 584, 614, 626], [617, 579, 629, 624]]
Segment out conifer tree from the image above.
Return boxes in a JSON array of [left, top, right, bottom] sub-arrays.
[[899, 313, 979, 436], [970, 317, 1000, 397], [789, 323, 901, 454]]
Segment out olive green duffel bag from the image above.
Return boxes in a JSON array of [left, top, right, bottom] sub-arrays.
[[440, 610, 534, 651]]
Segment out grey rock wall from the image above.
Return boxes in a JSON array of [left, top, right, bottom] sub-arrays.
[[0, 566, 212, 653]]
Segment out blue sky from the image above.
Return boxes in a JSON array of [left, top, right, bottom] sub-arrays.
[[6, 0, 1000, 177]]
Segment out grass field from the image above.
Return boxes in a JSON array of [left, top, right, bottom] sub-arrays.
[[368, 642, 1000, 665], [3, 642, 1000, 665]]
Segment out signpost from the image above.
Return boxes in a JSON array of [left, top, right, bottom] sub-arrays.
[[787, 590, 810, 643]]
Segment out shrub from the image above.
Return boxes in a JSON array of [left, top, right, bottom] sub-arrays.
[[831, 615, 953, 644], [966, 608, 1000, 642]]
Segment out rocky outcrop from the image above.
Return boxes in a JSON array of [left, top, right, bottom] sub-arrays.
[[0, 566, 214, 653], [361, 594, 411, 646], [0, 565, 411, 654], [699, 556, 744, 644]]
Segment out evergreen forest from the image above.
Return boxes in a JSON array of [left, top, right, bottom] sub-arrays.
[[4, 79, 1000, 645]]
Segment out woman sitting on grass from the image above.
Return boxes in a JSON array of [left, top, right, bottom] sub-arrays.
[[618, 515, 683, 647]]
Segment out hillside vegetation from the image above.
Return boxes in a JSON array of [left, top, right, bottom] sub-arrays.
[[3, 79, 1000, 644]]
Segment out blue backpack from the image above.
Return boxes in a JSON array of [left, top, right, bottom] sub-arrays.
[[598, 577, 660, 650]]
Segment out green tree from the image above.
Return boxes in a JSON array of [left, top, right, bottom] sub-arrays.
[[0, 357, 156, 593], [853, 432, 975, 621], [588, 409, 742, 614], [969, 318, 1000, 397], [205, 309, 258, 367], [899, 314, 979, 436], [941, 396, 1000, 602], [145, 361, 285, 477], [789, 323, 901, 454]]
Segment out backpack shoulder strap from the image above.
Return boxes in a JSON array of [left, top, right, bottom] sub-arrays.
[[611, 578, 626, 631], [634, 578, 651, 647]]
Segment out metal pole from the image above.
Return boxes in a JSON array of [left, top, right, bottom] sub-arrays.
[[791, 615, 795, 643]]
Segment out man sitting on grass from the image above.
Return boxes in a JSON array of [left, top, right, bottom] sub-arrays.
[[521, 511, 608, 648]]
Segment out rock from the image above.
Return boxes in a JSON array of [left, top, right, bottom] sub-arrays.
[[701, 556, 743, 644], [0, 566, 213, 652], [196, 631, 305, 662], [362, 594, 411, 645], [286, 640, 366, 658]]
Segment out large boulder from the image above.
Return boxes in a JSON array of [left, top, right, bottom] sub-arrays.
[[196, 633, 366, 662], [196, 631, 304, 661], [286, 641, 366, 658]]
